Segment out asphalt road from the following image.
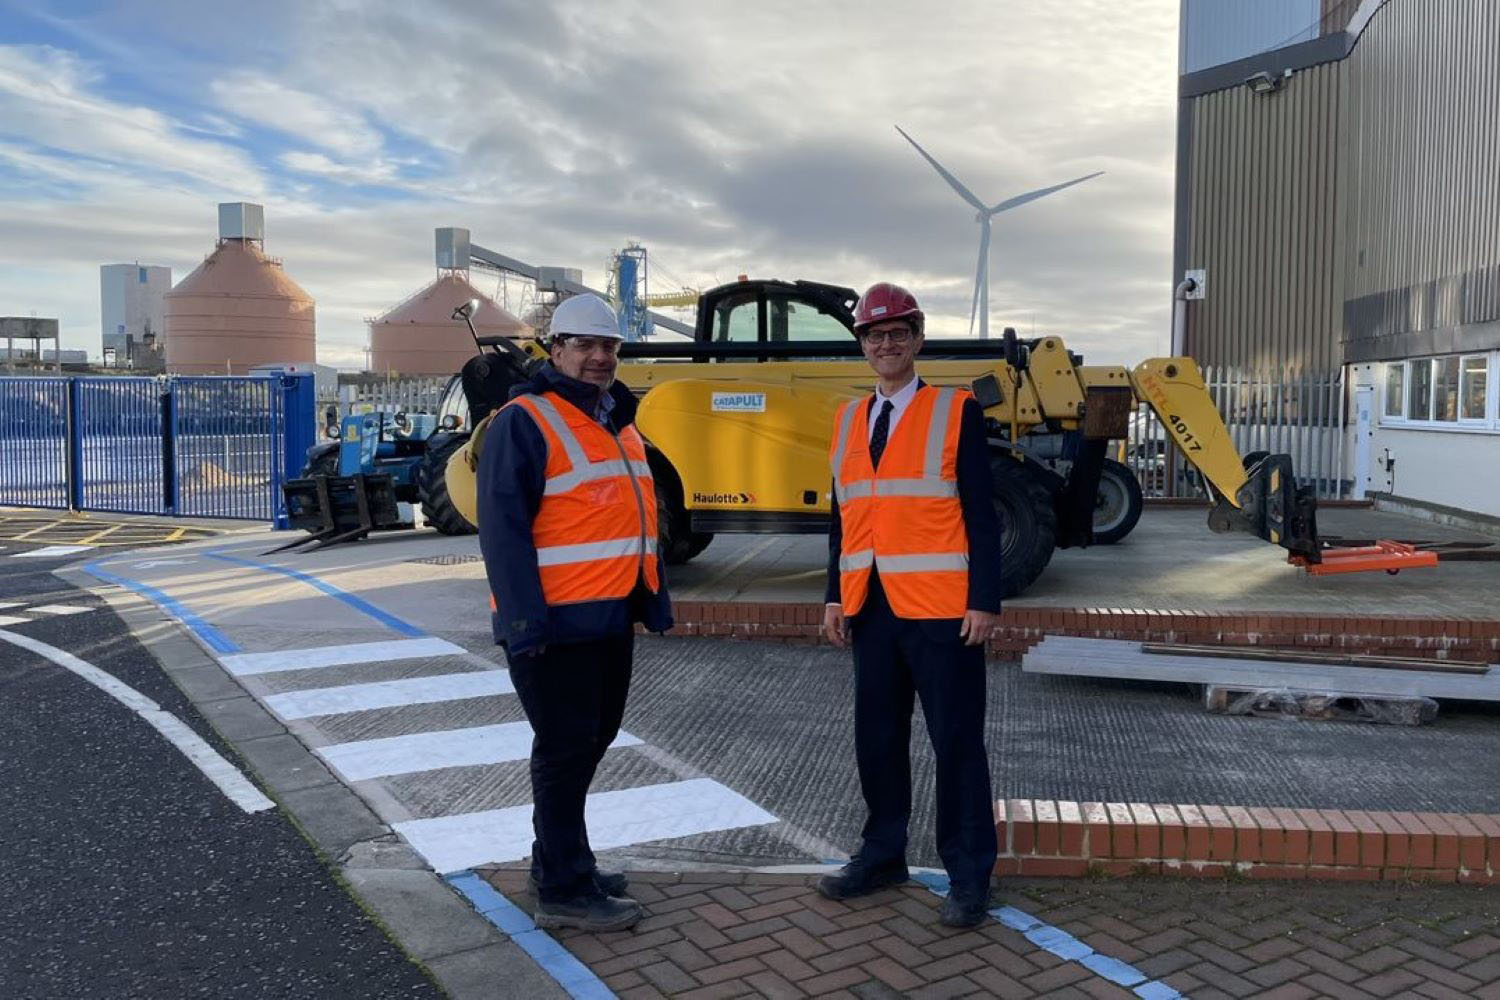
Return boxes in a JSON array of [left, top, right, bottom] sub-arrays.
[[0, 543, 442, 1000]]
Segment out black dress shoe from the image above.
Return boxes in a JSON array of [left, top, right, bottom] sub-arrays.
[[533, 891, 643, 931], [938, 895, 988, 928], [528, 869, 628, 898], [816, 860, 909, 900]]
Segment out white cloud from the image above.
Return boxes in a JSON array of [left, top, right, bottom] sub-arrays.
[[278, 150, 397, 185], [0, 45, 264, 193], [210, 71, 383, 158]]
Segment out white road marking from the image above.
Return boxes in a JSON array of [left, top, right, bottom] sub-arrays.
[[29, 604, 91, 616], [12, 545, 92, 558], [130, 558, 197, 569], [0, 628, 274, 814], [263, 670, 516, 720], [317, 723, 644, 781], [0, 601, 22, 609], [392, 778, 779, 874], [219, 637, 466, 677], [0, 615, 30, 626]]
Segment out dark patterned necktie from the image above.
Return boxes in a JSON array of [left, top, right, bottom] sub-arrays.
[[869, 399, 894, 469]]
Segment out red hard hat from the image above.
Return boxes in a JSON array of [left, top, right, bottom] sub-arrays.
[[853, 282, 924, 336]]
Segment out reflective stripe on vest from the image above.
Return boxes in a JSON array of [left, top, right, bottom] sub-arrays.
[[520, 394, 654, 494], [505, 391, 660, 608], [830, 385, 971, 619]]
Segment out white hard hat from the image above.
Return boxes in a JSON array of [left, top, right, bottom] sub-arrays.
[[549, 293, 623, 340]]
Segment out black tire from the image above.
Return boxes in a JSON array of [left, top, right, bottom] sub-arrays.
[[991, 457, 1058, 598], [655, 484, 714, 565], [1092, 458, 1144, 545], [419, 436, 477, 536], [302, 448, 338, 478]]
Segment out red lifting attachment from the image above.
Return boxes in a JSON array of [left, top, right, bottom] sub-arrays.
[[1288, 540, 1439, 577]]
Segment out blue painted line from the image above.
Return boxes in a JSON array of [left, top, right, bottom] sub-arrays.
[[82, 561, 241, 654], [1082, 952, 1148, 988], [203, 550, 426, 638], [917, 880, 1178, 999], [445, 871, 615, 1000]]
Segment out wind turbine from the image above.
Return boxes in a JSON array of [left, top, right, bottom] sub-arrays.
[[896, 126, 1102, 339]]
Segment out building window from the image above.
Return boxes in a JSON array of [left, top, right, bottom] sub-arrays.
[[1384, 363, 1405, 418], [1432, 356, 1460, 422], [1461, 355, 1488, 421], [1409, 358, 1433, 420], [1381, 353, 1496, 431]]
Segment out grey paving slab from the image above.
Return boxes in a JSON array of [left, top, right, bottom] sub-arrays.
[[339, 868, 503, 961], [280, 783, 389, 859], [162, 661, 253, 703], [424, 942, 569, 1000], [233, 733, 340, 793], [195, 694, 287, 741]]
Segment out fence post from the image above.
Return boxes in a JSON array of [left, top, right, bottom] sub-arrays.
[[65, 377, 83, 511], [276, 373, 317, 530], [160, 379, 178, 515]]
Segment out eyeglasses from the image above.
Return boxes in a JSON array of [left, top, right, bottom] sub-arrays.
[[559, 336, 620, 355], [860, 328, 915, 345]]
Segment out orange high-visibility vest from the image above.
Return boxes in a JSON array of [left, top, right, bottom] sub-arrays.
[[830, 385, 970, 619], [505, 390, 660, 606]]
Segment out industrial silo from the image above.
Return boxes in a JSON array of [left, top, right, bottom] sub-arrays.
[[164, 203, 316, 374], [368, 229, 530, 375]]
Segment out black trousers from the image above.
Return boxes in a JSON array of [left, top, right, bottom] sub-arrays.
[[507, 633, 633, 903], [850, 576, 996, 900]]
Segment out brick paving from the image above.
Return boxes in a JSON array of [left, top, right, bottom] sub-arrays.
[[481, 868, 1500, 998]]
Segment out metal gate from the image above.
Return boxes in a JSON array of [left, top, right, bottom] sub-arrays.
[[0, 373, 315, 525], [0, 378, 70, 508]]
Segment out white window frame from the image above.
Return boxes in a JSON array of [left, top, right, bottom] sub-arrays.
[[1380, 351, 1499, 433]]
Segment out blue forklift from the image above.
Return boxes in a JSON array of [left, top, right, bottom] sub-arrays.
[[276, 301, 537, 550]]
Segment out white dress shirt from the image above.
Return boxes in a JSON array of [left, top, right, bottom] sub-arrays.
[[868, 374, 920, 443]]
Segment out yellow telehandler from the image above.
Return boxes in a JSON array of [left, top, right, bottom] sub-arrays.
[[441, 278, 1364, 598]]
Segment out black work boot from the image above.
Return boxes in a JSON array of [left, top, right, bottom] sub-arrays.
[[816, 859, 909, 901], [938, 894, 988, 928], [528, 869, 628, 898], [533, 890, 643, 932]]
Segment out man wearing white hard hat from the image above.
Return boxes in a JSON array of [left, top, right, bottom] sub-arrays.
[[477, 293, 672, 931]]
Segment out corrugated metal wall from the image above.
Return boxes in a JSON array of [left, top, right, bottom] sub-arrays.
[[1183, 62, 1346, 373], [1340, 0, 1500, 362]]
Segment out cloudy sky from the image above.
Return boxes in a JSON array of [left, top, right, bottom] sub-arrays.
[[0, 0, 1180, 369]]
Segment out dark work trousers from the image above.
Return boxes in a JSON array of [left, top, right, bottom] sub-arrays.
[[507, 632, 634, 903], [850, 574, 996, 900]]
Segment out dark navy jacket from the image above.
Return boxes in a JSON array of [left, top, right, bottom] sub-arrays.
[[477, 363, 673, 655], [826, 383, 1003, 618]]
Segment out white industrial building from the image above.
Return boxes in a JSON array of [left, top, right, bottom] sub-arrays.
[[100, 262, 171, 367]]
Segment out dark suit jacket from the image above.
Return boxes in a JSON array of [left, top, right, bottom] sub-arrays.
[[825, 381, 1003, 617]]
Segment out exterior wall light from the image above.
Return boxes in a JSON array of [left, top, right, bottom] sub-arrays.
[[1245, 69, 1289, 95]]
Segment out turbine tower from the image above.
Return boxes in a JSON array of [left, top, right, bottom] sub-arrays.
[[896, 126, 1102, 338]]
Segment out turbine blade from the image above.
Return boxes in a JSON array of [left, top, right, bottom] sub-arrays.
[[895, 125, 987, 213], [969, 219, 991, 337], [990, 170, 1104, 215]]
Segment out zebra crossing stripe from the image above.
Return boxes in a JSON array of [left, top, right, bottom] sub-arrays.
[[29, 604, 91, 616], [0, 615, 29, 626], [393, 778, 779, 874], [263, 670, 516, 720], [316, 723, 643, 781], [218, 637, 466, 676]]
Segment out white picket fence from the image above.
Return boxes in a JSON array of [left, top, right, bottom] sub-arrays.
[[1120, 367, 1347, 500], [319, 376, 450, 421]]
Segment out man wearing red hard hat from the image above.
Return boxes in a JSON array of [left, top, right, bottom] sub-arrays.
[[821, 282, 1003, 927]]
